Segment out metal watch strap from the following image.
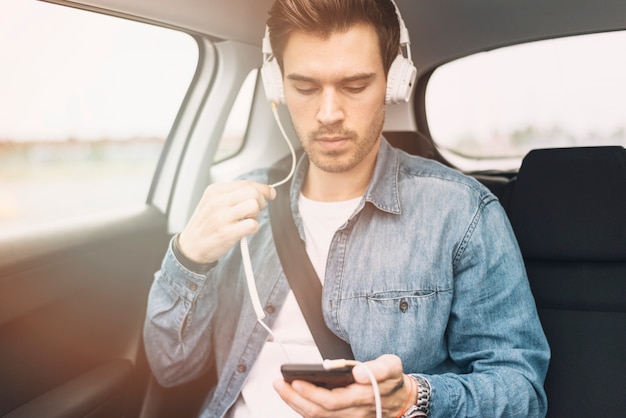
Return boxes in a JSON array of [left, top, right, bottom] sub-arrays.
[[401, 375, 431, 418]]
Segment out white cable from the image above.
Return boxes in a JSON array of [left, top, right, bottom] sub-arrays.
[[240, 237, 291, 362], [240, 104, 380, 416], [268, 102, 297, 189], [323, 359, 382, 418], [240, 101, 297, 362]]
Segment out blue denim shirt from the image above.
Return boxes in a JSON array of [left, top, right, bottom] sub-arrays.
[[144, 138, 550, 417]]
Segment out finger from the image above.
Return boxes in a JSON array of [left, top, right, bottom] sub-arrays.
[[226, 182, 277, 222], [236, 183, 274, 208], [350, 356, 412, 417], [352, 354, 403, 384], [273, 379, 331, 417], [256, 182, 277, 201], [230, 217, 261, 237], [229, 181, 276, 207], [202, 181, 275, 211], [225, 181, 276, 209], [292, 377, 377, 414], [276, 378, 384, 418], [229, 198, 264, 223]]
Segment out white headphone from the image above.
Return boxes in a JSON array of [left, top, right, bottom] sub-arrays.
[[261, 0, 417, 105]]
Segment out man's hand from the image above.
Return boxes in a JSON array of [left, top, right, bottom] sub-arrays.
[[273, 354, 413, 418], [178, 180, 276, 264]]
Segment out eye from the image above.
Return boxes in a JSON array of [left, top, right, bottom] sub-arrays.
[[344, 85, 367, 94], [295, 87, 317, 95], [292, 83, 318, 95]]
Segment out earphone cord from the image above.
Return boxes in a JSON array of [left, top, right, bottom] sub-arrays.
[[322, 359, 382, 418], [240, 102, 296, 362], [238, 105, 382, 418]]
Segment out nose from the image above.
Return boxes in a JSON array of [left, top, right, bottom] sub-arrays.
[[316, 88, 344, 126]]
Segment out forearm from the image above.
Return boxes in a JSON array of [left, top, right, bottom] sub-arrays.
[[423, 369, 546, 418], [143, 241, 218, 387], [426, 200, 549, 417]]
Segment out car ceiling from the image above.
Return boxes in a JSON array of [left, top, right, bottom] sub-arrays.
[[50, 0, 626, 75]]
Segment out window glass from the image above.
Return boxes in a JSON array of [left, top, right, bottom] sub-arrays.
[[426, 31, 626, 171], [214, 69, 258, 163], [0, 1, 198, 235]]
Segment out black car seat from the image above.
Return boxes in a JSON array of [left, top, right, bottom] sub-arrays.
[[499, 146, 626, 417], [383, 130, 511, 195], [384, 130, 440, 160]]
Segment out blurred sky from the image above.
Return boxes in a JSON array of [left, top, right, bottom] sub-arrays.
[[427, 31, 626, 144], [0, 0, 197, 141], [1, 0, 624, 145]]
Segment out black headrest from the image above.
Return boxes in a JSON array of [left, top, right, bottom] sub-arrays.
[[384, 131, 437, 159], [505, 146, 626, 261]]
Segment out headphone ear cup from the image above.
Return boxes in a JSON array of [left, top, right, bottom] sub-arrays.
[[385, 55, 417, 104], [261, 57, 285, 104]]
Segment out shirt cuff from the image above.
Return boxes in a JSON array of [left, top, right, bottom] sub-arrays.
[[171, 233, 218, 274]]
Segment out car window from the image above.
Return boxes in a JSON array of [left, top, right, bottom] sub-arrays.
[[214, 69, 258, 163], [0, 1, 197, 236], [426, 31, 626, 171]]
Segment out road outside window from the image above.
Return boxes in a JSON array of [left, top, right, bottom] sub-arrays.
[[0, 1, 197, 236]]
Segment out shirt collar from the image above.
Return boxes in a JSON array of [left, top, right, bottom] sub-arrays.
[[364, 138, 401, 214], [290, 137, 401, 215]]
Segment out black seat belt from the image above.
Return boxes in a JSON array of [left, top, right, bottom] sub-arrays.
[[268, 156, 354, 361]]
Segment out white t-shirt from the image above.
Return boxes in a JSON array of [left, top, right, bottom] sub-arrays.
[[228, 193, 361, 417]]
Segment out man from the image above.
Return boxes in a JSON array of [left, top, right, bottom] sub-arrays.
[[144, 0, 550, 416]]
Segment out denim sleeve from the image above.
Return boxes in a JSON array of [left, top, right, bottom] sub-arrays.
[[143, 237, 218, 387], [425, 198, 550, 418]]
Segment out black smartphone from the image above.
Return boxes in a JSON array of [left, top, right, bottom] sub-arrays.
[[281, 363, 355, 389]]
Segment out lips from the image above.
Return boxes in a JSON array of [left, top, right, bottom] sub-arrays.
[[317, 136, 347, 142], [316, 136, 349, 151]]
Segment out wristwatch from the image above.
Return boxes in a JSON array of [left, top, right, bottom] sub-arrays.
[[401, 375, 431, 418]]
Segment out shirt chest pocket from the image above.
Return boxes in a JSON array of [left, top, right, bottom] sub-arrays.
[[337, 289, 453, 362], [361, 289, 444, 326], [367, 288, 436, 305]]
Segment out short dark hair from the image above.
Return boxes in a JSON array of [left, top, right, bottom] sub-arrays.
[[267, 0, 400, 76]]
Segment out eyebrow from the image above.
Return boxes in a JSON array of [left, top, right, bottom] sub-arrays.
[[286, 72, 376, 83]]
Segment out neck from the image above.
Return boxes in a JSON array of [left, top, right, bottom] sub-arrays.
[[302, 142, 380, 202]]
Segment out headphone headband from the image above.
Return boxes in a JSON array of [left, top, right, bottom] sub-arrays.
[[261, 0, 416, 104]]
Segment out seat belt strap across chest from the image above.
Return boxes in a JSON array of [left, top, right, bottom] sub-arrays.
[[268, 157, 354, 361]]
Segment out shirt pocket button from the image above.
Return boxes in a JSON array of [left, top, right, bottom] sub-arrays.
[[399, 300, 409, 313]]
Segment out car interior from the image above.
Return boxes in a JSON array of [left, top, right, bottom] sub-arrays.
[[1, 0, 625, 417]]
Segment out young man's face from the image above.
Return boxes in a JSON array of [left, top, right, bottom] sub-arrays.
[[282, 23, 387, 174]]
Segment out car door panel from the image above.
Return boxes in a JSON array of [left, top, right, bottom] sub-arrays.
[[4, 359, 132, 418], [0, 206, 169, 417]]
